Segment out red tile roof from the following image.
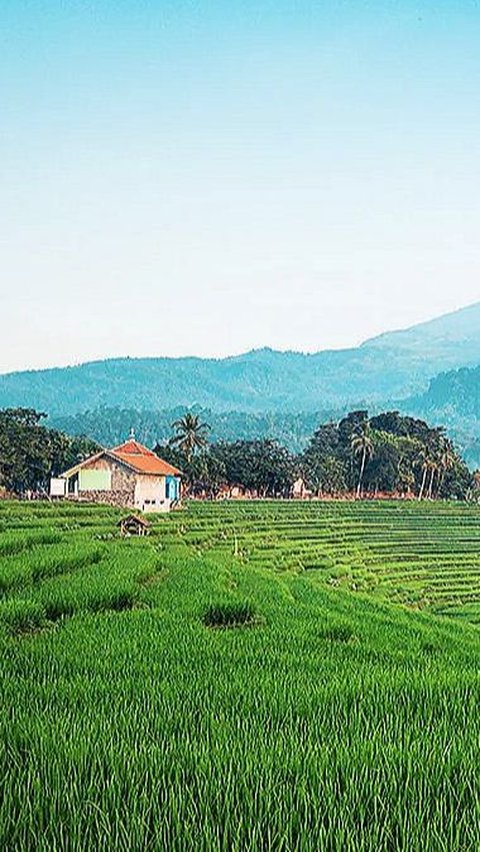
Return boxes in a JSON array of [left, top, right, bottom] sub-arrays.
[[110, 440, 181, 477]]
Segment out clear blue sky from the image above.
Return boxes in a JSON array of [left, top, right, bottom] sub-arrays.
[[1, 0, 480, 371]]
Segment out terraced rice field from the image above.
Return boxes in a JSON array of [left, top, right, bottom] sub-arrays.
[[2, 498, 480, 850], [165, 500, 480, 622]]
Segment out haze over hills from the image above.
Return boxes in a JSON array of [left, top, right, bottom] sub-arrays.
[[361, 300, 480, 358], [403, 364, 480, 468], [2, 301, 480, 416]]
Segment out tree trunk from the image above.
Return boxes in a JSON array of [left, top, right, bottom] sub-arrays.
[[418, 466, 428, 500], [427, 467, 435, 500], [356, 448, 366, 499], [437, 467, 446, 498]]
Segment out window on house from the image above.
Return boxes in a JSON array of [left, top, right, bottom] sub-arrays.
[[79, 469, 112, 492]]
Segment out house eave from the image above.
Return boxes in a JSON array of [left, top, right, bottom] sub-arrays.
[[59, 450, 141, 479]]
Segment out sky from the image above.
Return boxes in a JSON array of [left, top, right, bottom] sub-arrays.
[[1, 0, 480, 372]]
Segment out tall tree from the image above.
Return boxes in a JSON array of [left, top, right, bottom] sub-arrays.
[[301, 422, 347, 495], [416, 449, 430, 500], [170, 413, 210, 461], [213, 440, 295, 497], [437, 438, 456, 497], [351, 421, 374, 498], [0, 408, 97, 494]]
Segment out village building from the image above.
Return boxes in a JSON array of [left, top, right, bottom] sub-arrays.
[[292, 477, 311, 499], [51, 438, 181, 513]]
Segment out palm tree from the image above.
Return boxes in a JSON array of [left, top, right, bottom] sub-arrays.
[[426, 456, 439, 500], [416, 449, 430, 500], [423, 438, 448, 500], [170, 413, 210, 461], [351, 422, 374, 499], [437, 439, 456, 498]]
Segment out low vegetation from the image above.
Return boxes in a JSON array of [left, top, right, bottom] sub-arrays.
[[202, 598, 258, 628], [2, 499, 480, 848]]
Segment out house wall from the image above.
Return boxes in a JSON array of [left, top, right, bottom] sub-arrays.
[[134, 475, 168, 512], [71, 456, 136, 508], [63, 455, 176, 512], [50, 478, 66, 497]]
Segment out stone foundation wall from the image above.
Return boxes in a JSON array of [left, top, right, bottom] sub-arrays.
[[111, 464, 137, 493], [68, 489, 135, 509]]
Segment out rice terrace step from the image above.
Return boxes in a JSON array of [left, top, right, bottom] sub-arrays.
[[2, 499, 480, 848]]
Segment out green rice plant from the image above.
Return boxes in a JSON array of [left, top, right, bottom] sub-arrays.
[[2, 499, 480, 848], [320, 621, 358, 643], [0, 598, 46, 634], [0, 542, 104, 594], [0, 530, 61, 557], [202, 598, 258, 628]]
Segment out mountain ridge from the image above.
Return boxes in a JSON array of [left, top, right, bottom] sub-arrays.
[[5, 300, 480, 378], [1, 300, 480, 416]]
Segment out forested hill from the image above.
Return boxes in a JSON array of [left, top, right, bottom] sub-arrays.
[[409, 365, 480, 418], [402, 365, 480, 468], [49, 407, 343, 454], [2, 302, 480, 415]]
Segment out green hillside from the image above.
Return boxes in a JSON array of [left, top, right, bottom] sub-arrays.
[[400, 365, 480, 468], [49, 406, 340, 453], [3, 302, 480, 415], [2, 500, 480, 849]]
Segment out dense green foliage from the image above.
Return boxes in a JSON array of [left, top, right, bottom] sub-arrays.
[[3, 302, 480, 416], [300, 410, 471, 498], [159, 411, 472, 499], [2, 499, 480, 849], [51, 406, 341, 452], [404, 364, 480, 468], [50, 395, 480, 471], [0, 409, 97, 494], [0, 405, 472, 500], [159, 438, 297, 497]]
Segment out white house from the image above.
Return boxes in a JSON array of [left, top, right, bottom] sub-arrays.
[[51, 438, 181, 513]]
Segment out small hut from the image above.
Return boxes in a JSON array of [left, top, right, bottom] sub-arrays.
[[118, 514, 151, 537]]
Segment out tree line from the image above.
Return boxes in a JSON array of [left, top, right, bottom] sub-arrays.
[[159, 410, 474, 500], [0, 406, 475, 501], [0, 409, 96, 495]]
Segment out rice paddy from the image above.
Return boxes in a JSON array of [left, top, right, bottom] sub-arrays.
[[2, 498, 480, 850]]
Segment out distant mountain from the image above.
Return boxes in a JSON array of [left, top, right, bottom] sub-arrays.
[[400, 364, 480, 468], [407, 364, 480, 419], [363, 301, 480, 360], [2, 301, 480, 416]]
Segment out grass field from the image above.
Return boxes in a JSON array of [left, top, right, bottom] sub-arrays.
[[2, 498, 480, 850]]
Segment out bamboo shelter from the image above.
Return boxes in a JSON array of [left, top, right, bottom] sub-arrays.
[[118, 514, 151, 537]]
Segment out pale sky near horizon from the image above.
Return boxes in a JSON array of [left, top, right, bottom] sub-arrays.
[[1, 0, 480, 373]]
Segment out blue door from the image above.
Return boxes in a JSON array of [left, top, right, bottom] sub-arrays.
[[166, 476, 179, 500]]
